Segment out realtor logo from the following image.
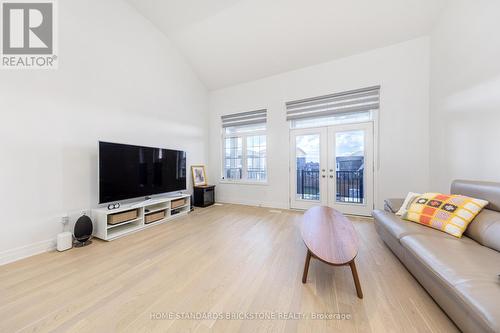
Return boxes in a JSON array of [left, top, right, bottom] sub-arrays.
[[1, 0, 57, 69]]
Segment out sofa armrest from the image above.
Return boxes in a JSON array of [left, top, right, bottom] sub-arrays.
[[384, 198, 405, 213]]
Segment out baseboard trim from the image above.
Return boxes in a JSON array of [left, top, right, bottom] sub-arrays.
[[215, 197, 289, 210], [0, 238, 56, 266]]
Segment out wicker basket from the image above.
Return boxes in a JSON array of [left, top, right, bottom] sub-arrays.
[[171, 198, 187, 209], [145, 210, 166, 224], [107, 209, 139, 225]]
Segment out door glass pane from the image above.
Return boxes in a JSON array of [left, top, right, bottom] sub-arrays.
[[295, 134, 320, 201], [335, 130, 364, 204]]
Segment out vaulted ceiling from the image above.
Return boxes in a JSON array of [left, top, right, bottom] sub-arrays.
[[126, 0, 447, 90]]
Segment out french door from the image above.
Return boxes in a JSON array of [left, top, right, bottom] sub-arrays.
[[289, 128, 328, 210], [290, 123, 374, 216]]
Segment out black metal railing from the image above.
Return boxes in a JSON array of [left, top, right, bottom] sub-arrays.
[[336, 170, 364, 203], [296, 169, 364, 203], [297, 170, 320, 200]]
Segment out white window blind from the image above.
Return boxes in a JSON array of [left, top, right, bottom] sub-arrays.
[[286, 86, 380, 121], [222, 109, 267, 128]]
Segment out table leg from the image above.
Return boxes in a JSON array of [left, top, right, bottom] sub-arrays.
[[349, 260, 363, 299], [302, 249, 312, 283]]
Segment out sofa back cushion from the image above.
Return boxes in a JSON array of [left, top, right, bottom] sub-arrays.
[[452, 180, 500, 252], [451, 179, 500, 212], [463, 209, 500, 252]]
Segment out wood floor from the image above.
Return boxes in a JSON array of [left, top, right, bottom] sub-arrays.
[[0, 204, 457, 333]]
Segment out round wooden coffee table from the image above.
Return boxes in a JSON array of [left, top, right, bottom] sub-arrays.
[[301, 206, 363, 299]]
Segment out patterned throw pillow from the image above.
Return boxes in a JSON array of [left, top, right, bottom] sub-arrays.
[[402, 193, 488, 238]]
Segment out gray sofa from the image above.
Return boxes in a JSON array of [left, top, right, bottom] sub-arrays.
[[373, 180, 500, 333]]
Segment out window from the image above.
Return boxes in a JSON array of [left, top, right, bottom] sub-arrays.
[[246, 135, 266, 181], [221, 110, 267, 182], [224, 136, 242, 180]]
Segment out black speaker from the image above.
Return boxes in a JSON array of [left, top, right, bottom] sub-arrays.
[[74, 214, 93, 247]]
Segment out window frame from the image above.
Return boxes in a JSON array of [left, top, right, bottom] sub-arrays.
[[221, 127, 268, 185], [289, 110, 374, 130]]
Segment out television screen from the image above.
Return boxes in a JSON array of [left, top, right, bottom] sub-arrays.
[[99, 142, 186, 203]]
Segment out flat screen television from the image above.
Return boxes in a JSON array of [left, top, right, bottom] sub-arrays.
[[99, 141, 186, 204]]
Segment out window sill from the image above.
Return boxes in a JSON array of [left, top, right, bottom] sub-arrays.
[[219, 180, 269, 186]]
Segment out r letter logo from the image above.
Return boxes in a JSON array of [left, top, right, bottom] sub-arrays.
[[1, 0, 57, 69]]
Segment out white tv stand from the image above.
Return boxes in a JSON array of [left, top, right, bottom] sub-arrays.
[[92, 194, 191, 241]]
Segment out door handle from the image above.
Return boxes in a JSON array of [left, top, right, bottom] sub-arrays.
[[322, 175, 326, 178], [329, 175, 334, 179]]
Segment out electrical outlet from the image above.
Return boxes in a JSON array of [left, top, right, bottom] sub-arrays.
[[61, 214, 69, 224]]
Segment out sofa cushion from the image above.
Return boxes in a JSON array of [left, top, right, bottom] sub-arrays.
[[465, 209, 500, 252], [402, 193, 488, 238], [401, 234, 500, 332]]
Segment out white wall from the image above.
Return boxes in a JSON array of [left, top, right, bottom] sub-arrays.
[[208, 37, 430, 209], [0, 0, 208, 264], [430, 0, 500, 192]]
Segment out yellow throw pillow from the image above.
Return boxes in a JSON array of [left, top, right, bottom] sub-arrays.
[[402, 193, 488, 238]]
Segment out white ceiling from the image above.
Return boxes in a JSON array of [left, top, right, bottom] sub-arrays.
[[126, 0, 447, 90]]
